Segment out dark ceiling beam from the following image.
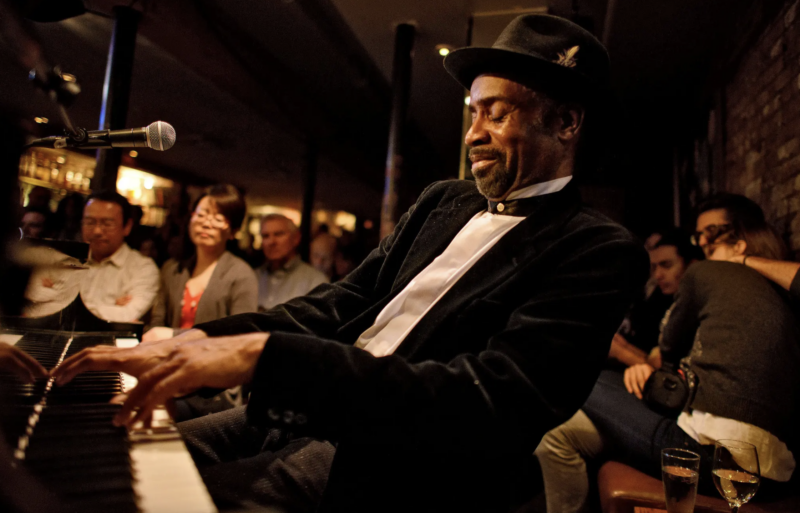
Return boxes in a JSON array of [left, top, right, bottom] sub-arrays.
[[91, 0, 324, 142], [294, 0, 391, 104]]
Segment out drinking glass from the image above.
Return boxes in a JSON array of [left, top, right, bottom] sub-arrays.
[[661, 448, 701, 513], [712, 439, 760, 512]]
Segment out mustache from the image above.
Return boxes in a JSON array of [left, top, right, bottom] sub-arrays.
[[468, 148, 504, 162]]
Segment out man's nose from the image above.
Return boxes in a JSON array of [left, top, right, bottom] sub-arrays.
[[465, 117, 489, 147]]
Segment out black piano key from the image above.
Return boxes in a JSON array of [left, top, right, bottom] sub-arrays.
[[1, 331, 139, 513]]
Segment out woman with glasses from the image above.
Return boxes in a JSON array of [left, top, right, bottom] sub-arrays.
[[146, 184, 257, 341], [145, 184, 258, 419], [536, 194, 800, 513]]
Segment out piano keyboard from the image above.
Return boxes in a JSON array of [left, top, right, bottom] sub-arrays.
[[0, 332, 216, 513]]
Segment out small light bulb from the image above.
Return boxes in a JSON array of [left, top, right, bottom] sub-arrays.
[[129, 150, 138, 158], [34, 117, 49, 124], [464, 96, 471, 106], [435, 44, 453, 57]]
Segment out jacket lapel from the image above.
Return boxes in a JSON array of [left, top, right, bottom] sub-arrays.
[[391, 192, 488, 294], [396, 184, 582, 358]]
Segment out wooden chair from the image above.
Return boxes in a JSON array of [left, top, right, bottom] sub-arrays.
[[597, 461, 800, 513]]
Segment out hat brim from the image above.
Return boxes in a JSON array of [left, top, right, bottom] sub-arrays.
[[444, 46, 602, 102]]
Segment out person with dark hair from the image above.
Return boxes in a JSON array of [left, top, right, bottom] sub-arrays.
[[147, 184, 257, 339], [54, 15, 648, 512], [694, 193, 788, 261], [145, 184, 258, 419], [77, 190, 159, 322], [25, 186, 51, 211], [19, 206, 50, 239], [536, 200, 799, 513], [52, 193, 84, 241], [608, 228, 702, 369]]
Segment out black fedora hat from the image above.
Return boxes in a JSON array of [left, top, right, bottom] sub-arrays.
[[444, 14, 609, 102]]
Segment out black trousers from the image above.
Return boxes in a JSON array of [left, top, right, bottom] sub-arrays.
[[177, 407, 336, 512]]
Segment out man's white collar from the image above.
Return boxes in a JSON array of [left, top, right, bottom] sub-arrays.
[[506, 176, 573, 201]]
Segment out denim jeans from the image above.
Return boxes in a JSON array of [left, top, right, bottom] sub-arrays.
[[581, 370, 715, 495]]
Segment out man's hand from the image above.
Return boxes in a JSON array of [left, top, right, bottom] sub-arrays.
[[112, 332, 268, 427], [623, 363, 655, 400], [52, 329, 209, 385], [116, 294, 133, 306], [0, 343, 47, 383]]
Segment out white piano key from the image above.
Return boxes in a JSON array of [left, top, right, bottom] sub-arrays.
[[130, 439, 217, 513], [116, 337, 140, 392], [0, 333, 24, 346]]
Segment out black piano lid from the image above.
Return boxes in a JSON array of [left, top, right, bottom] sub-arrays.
[[0, 296, 143, 339]]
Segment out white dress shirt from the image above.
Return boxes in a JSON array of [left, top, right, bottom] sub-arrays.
[[80, 243, 160, 322], [355, 176, 572, 357]]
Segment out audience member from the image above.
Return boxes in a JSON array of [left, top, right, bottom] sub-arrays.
[[26, 186, 51, 211], [309, 231, 337, 280], [147, 184, 258, 338], [535, 195, 799, 512], [146, 184, 258, 420], [52, 193, 84, 241], [78, 190, 159, 322], [20, 207, 50, 239], [609, 228, 702, 368], [256, 214, 328, 311]]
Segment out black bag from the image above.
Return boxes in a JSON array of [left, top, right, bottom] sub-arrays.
[[642, 362, 690, 418]]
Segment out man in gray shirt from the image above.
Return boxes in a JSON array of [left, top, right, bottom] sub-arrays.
[[256, 214, 328, 311]]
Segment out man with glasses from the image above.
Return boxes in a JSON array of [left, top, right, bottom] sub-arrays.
[[79, 190, 159, 322]]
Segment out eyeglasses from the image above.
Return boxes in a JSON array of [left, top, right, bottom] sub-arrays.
[[192, 210, 229, 229], [82, 218, 120, 230], [691, 223, 733, 246]]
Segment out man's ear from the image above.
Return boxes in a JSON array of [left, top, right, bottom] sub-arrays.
[[734, 240, 747, 256], [557, 103, 585, 142], [122, 219, 134, 237]]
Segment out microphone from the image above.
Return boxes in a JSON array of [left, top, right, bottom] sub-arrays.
[[27, 121, 176, 151]]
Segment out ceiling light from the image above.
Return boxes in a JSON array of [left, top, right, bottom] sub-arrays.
[[129, 150, 138, 158], [34, 117, 49, 124], [61, 73, 77, 82], [464, 96, 471, 106], [435, 44, 453, 57]]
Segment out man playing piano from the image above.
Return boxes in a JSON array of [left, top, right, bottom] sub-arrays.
[[54, 14, 648, 512]]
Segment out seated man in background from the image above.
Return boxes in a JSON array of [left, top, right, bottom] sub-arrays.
[[535, 193, 799, 513], [19, 206, 50, 239], [309, 230, 337, 280], [256, 214, 328, 311], [78, 190, 159, 322], [609, 228, 702, 369]]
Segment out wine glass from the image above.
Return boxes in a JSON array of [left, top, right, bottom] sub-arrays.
[[661, 448, 700, 513], [712, 439, 760, 512]]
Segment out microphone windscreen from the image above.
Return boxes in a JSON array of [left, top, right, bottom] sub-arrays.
[[146, 121, 176, 151]]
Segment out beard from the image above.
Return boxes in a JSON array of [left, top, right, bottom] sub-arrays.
[[470, 148, 516, 200]]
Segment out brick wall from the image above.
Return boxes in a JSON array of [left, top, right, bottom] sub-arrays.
[[723, 0, 800, 251]]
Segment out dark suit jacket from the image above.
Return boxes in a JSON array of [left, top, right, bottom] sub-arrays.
[[196, 180, 648, 512]]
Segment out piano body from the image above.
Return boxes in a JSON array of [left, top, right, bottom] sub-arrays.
[[0, 241, 217, 513]]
